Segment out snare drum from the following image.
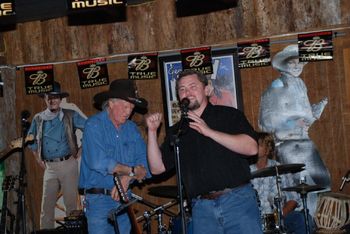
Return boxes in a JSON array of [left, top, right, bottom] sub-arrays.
[[315, 192, 350, 230]]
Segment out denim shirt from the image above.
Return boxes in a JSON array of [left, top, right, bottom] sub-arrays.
[[79, 110, 149, 190], [28, 110, 86, 160]]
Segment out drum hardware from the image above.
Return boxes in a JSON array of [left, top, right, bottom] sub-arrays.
[[134, 193, 178, 234], [314, 192, 350, 231], [251, 163, 305, 179], [252, 164, 306, 234], [282, 182, 325, 234], [273, 167, 287, 234], [339, 170, 350, 191]]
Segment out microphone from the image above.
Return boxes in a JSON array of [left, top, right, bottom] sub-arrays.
[[179, 98, 190, 118], [21, 110, 31, 122], [339, 170, 350, 191]]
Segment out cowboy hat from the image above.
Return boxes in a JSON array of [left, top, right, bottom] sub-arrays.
[[38, 81, 69, 98], [272, 44, 304, 72], [93, 79, 148, 110]]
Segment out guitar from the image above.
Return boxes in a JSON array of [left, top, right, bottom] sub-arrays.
[[0, 135, 34, 161], [113, 174, 142, 234], [0, 175, 17, 234]]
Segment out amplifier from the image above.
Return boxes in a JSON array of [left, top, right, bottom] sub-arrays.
[[32, 210, 88, 234]]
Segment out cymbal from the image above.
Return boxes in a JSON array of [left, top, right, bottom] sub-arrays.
[[251, 163, 305, 179], [282, 183, 325, 194], [148, 185, 179, 199]]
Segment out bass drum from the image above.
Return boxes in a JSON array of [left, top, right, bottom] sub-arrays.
[[168, 215, 193, 234]]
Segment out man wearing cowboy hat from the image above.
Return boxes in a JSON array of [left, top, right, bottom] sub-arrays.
[[79, 79, 149, 234], [27, 81, 86, 229]]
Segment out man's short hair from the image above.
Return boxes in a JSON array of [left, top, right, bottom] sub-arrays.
[[176, 70, 208, 90]]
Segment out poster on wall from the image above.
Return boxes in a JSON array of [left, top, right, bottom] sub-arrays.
[[128, 53, 158, 80], [77, 58, 109, 89], [159, 48, 242, 128], [238, 38, 271, 68], [24, 65, 54, 95], [298, 31, 333, 62]]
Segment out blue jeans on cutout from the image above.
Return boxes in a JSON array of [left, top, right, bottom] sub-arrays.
[[191, 183, 263, 234], [85, 194, 131, 234]]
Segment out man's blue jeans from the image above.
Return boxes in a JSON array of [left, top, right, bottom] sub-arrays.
[[85, 194, 131, 234], [191, 183, 263, 234]]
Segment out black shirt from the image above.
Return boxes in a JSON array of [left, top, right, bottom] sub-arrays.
[[161, 103, 257, 199]]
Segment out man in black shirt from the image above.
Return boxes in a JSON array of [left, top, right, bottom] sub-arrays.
[[146, 70, 263, 233]]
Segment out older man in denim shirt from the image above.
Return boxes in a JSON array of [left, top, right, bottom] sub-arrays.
[[79, 79, 149, 234]]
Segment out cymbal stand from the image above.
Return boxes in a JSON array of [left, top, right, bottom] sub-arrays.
[[298, 184, 311, 234], [273, 165, 286, 234], [156, 209, 167, 234], [142, 211, 152, 234], [15, 117, 30, 234]]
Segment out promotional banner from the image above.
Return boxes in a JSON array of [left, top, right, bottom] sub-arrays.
[[298, 31, 333, 62], [128, 53, 158, 80], [0, 0, 16, 25], [24, 65, 54, 95], [77, 58, 109, 89], [180, 47, 213, 75], [238, 38, 271, 69], [67, 0, 126, 25]]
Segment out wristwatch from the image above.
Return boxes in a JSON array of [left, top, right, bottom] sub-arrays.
[[128, 166, 135, 177]]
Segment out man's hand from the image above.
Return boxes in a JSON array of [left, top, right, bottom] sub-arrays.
[[133, 165, 147, 182], [145, 113, 162, 132], [38, 160, 46, 169], [187, 111, 212, 137]]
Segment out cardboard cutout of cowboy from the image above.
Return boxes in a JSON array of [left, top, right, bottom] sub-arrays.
[[259, 45, 331, 216]]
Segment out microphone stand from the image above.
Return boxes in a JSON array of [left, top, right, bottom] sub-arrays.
[[170, 114, 188, 234], [15, 118, 30, 234]]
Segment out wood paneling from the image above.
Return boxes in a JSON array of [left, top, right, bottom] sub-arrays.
[[1, 0, 350, 231]]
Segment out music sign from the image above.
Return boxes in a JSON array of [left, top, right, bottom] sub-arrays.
[[128, 53, 158, 80], [298, 31, 333, 62], [0, 0, 15, 25], [24, 65, 54, 95], [238, 38, 271, 69], [180, 47, 213, 75], [77, 58, 109, 89], [67, 0, 126, 25]]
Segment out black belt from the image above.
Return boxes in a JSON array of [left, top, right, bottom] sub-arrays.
[[200, 188, 233, 200], [44, 154, 71, 162], [79, 188, 112, 196], [199, 182, 249, 200]]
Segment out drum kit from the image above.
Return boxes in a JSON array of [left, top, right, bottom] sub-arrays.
[[251, 163, 325, 234], [136, 163, 329, 234]]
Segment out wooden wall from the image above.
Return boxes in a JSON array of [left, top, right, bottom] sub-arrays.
[[1, 0, 350, 231]]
